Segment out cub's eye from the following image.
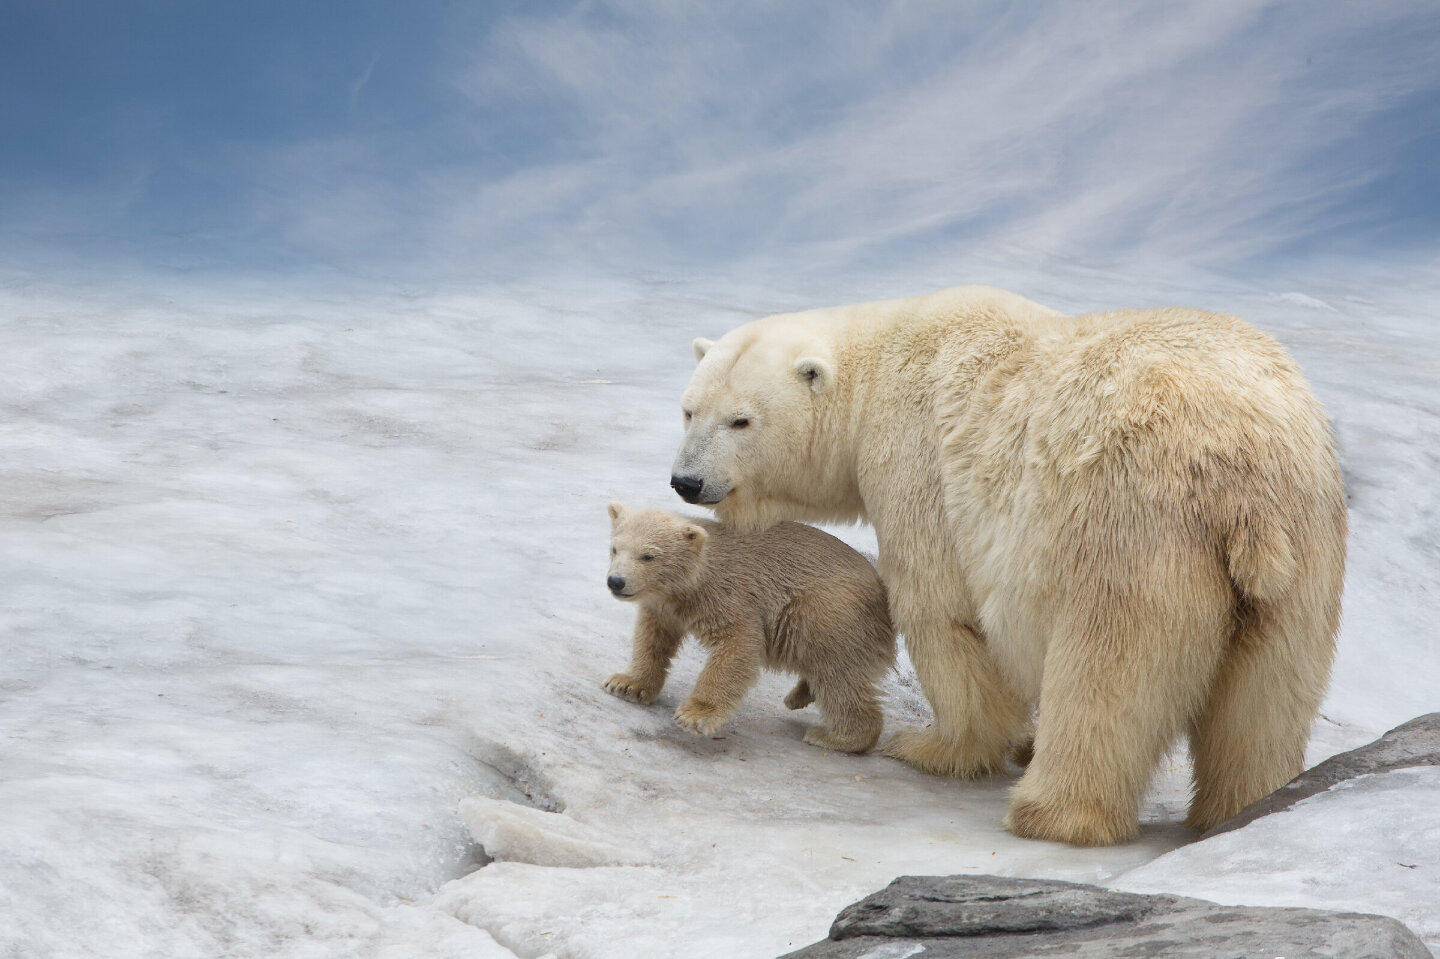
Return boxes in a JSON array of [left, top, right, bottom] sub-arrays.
[[610, 547, 616, 556], [641, 553, 655, 562], [731, 417, 749, 429], [683, 410, 692, 422]]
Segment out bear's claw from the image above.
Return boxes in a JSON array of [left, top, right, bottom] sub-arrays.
[[604, 673, 659, 705]]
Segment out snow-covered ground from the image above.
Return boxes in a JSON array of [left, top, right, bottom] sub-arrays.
[[1, 261, 1436, 958]]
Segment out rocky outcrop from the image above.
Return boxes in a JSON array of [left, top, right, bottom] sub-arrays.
[[781, 875, 1433, 958]]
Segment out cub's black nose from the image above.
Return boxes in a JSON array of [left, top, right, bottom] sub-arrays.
[[670, 474, 704, 503], [607, 575, 626, 593]]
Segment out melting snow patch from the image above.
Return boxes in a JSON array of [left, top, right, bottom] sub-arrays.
[[459, 797, 648, 869]]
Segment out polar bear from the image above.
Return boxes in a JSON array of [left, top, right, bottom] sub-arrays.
[[604, 502, 895, 752], [670, 285, 1346, 845]]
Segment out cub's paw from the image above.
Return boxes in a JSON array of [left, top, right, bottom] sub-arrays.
[[674, 699, 730, 736], [603, 673, 659, 705], [882, 726, 1006, 779], [783, 679, 814, 711]]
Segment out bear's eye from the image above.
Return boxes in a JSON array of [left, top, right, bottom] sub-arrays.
[[641, 553, 655, 562], [683, 410, 692, 422], [731, 417, 750, 429], [610, 547, 616, 556]]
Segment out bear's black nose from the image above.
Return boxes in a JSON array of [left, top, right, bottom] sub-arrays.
[[670, 475, 704, 503], [607, 575, 626, 594]]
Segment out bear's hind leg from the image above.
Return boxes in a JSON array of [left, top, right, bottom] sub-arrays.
[[1005, 595, 1229, 846], [1186, 591, 1336, 832], [804, 675, 883, 753], [784, 678, 815, 710], [884, 616, 1027, 778]]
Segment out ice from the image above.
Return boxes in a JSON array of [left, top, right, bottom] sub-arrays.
[[1, 262, 1438, 958], [458, 797, 646, 869], [1116, 767, 1440, 949]]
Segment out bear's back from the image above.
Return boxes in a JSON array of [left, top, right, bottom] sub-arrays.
[[709, 520, 877, 584], [682, 520, 885, 622], [688, 520, 892, 670], [1023, 307, 1330, 470]]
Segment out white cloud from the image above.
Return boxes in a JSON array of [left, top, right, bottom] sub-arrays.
[[14, 0, 1430, 279], [420, 0, 1440, 275]]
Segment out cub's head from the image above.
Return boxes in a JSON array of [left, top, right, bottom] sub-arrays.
[[671, 319, 845, 532], [605, 502, 708, 602]]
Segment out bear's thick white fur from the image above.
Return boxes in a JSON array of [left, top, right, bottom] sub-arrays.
[[672, 285, 1346, 845], [604, 502, 895, 753]]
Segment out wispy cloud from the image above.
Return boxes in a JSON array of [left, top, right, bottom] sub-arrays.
[[438, 1, 1440, 273], [3, 0, 1437, 279]]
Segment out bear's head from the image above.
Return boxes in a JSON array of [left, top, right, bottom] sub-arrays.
[[671, 320, 852, 531], [606, 502, 708, 602]]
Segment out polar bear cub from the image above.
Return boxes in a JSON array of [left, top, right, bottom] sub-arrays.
[[604, 501, 895, 752]]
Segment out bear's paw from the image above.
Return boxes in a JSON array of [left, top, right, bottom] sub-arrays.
[[603, 673, 660, 705], [1002, 794, 1138, 847], [674, 699, 731, 736], [804, 724, 878, 754], [783, 679, 814, 710], [882, 726, 1008, 779]]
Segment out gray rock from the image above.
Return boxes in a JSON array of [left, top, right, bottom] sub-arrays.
[[780, 875, 1433, 958], [1206, 712, 1440, 837]]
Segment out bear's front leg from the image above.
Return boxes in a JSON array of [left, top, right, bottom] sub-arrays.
[[675, 632, 761, 737], [605, 606, 683, 706], [883, 612, 1028, 778]]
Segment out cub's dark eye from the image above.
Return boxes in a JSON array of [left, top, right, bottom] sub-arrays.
[[610, 547, 616, 555], [731, 417, 749, 429], [683, 410, 692, 422], [641, 554, 655, 562]]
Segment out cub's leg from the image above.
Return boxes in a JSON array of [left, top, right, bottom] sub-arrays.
[[1005, 587, 1229, 846], [784, 678, 814, 710], [675, 631, 762, 736], [604, 605, 683, 705], [1186, 587, 1336, 832], [805, 673, 883, 753], [883, 597, 1028, 778]]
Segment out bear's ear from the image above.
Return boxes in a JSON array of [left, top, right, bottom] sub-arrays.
[[692, 337, 715, 362], [794, 356, 835, 394], [682, 524, 708, 551], [607, 501, 626, 524]]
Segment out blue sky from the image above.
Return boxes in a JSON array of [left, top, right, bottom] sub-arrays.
[[3, 1, 1438, 282]]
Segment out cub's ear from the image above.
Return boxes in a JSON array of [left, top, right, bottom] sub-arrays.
[[692, 337, 715, 362], [607, 501, 626, 524], [682, 524, 709, 550], [794, 356, 834, 394]]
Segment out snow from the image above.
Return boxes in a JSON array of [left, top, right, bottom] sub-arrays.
[[1, 262, 1437, 958]]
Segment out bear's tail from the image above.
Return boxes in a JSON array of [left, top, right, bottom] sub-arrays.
[[1221, 454, 1346, 608], [1225, 510, 1298, 605]]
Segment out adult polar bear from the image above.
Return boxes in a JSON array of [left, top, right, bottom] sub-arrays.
[[670, 285, 1346, 846]]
